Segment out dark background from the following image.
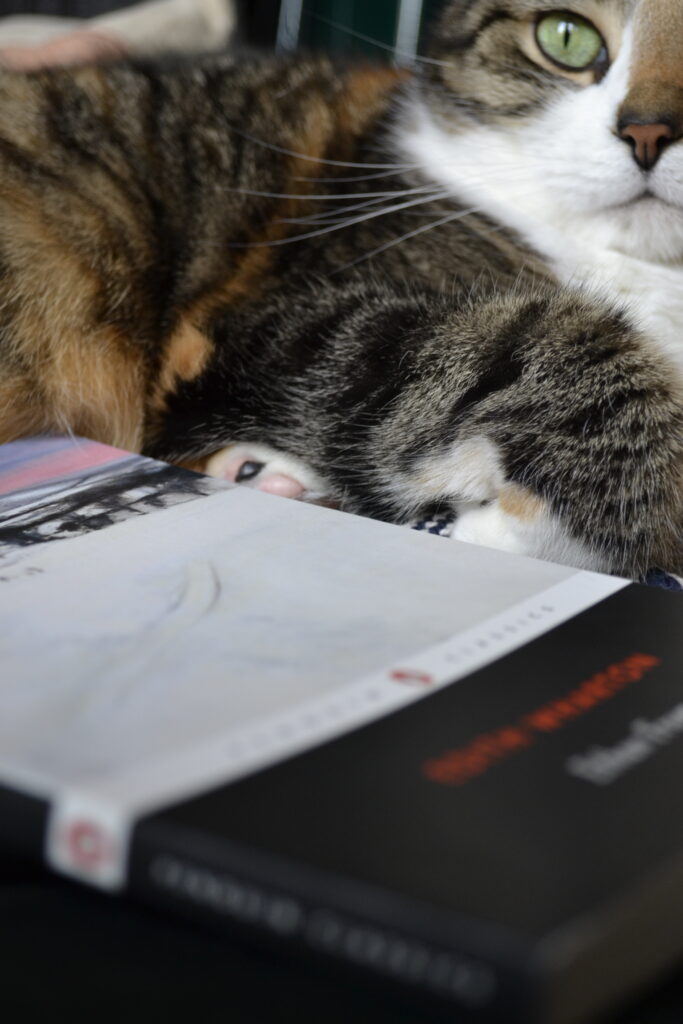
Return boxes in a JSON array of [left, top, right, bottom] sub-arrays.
[[3, 845, 683, 1024], [0, 0, 134, 14]]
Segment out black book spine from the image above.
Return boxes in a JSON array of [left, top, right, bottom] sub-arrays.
[[0, 783, 50, 864], [127, 817, 539, 1023]]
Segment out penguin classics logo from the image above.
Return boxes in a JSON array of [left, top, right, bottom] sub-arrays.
[[64, 819, 114, 871]]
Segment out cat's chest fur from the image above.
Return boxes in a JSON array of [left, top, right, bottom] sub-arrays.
[[400, 108, 683, 376], [565, 249, 683, 373], [508, 211, 683, 375]]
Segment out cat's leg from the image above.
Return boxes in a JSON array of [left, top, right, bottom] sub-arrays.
[[272, 285, 683, 576], [151, 281, 683, 577], [349, 288, 683, 576]]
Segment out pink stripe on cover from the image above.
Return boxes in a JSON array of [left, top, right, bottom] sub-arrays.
[[0, 437, 131, 497]]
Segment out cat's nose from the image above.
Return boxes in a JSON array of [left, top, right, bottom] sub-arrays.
[[617, 120, 674, 171]]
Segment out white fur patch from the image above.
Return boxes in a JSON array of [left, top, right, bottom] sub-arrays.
[[371, 436, 507, 522], [410, 436, 506, 503], [451, 499, 604, 571], [406, 436, 597, 568]]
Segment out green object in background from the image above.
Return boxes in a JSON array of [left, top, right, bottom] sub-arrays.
[[298, 0, 399, 59], [283, 0, 448, 61]]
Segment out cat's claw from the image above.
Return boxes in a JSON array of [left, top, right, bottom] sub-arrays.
[[204, 443, 331, 502]]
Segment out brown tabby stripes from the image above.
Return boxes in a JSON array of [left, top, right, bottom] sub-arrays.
[[0, 0, 680, 578]]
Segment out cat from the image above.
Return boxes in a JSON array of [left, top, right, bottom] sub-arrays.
[[0, 0, 682, 579]]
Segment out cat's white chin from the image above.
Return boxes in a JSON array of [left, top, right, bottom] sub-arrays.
[[592, 195, 683, 264]]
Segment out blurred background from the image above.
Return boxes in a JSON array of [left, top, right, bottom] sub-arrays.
[[269, 0, 444, 58], [0, 0, 447, 60]]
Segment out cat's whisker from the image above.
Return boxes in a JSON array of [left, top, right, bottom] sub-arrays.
[[219, 183, 441, 203], [280, 196, 402, 226], [224, 166, 548, 232], [291, 186, 514, 227], [225, 125, 415, 169], [330, 207, 482, 273], [293, 165, 420, 184], [231, 172, 544, 241], [290, 163, 536, 188], [280, 188, 448, 225], [225, 189, 455, 249], [295, 161, 541, 187]]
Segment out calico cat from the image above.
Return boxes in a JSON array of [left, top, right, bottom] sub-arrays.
[[0, 0, 682, 578]]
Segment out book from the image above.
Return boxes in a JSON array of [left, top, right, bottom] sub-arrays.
[[1, 435, 682, 1023]]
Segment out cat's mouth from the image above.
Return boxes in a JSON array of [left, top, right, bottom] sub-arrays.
[[608, 190, 681, 213], [632, 190, 678, 209]]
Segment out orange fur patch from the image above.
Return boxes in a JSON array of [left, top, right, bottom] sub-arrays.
[[176, 455, 212, 473], [47, 331, 145, 450], [338, 67, 407, 137], [152, 320, 214, 412], [498, 484, 545, 522], [0, 188, 146, 450], [0, 373, 50, 445]]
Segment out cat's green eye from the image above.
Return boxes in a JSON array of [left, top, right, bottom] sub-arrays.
[[535, 11, 604, 71]]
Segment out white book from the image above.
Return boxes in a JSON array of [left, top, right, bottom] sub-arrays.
[[0, 435, 624, 890]]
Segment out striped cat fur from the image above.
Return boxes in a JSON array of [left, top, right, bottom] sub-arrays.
[[0, 0, 682, 577]]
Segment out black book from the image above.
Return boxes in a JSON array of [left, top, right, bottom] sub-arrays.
[[1, 436, 683, 1024]]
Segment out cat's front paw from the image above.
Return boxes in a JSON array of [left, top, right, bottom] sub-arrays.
[[405, 437, 608, 572], [204, 443, 333, 503], [451, 486, 606, 572]]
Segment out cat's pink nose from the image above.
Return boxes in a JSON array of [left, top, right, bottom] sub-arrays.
[[618, 121, 674, 170]]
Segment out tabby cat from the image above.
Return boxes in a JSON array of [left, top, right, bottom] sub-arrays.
[[1, 0, 682, 578]]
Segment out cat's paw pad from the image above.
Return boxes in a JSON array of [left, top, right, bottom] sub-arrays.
[[204, 443, 331, 502]]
